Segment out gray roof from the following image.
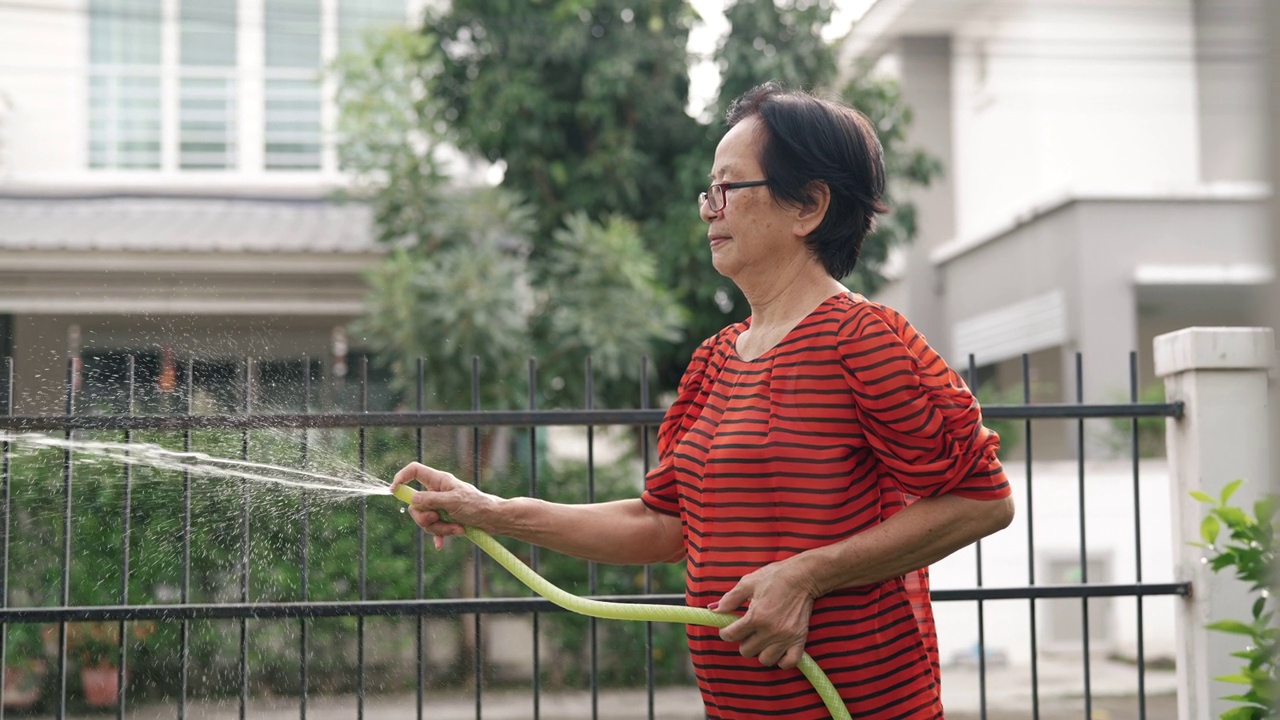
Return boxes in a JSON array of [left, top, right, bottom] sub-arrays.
[[0, 196, 381, 254]]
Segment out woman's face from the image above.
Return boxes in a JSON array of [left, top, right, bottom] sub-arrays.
[[701, 116, 804, 281]]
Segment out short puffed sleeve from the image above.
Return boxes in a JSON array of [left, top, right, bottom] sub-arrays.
[[640, 335, 719, 517], [839, 302, 1010, 500]]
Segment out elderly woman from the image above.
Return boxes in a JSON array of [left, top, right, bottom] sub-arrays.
[[392, 82, 1014, 719]]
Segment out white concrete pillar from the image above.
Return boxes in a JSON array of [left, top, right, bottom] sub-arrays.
[[160, 0, 179, 172], [238, 0, 265, 173], [319, 0, 338, 176], [1154, 326, 1275, 720]]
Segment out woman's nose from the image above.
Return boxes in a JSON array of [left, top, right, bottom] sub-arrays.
[[699, 196, 719, 223]]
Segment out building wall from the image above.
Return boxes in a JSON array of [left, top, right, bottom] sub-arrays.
[[1074, 196, 1269, 401], [0, 0, 416, 187], [882, 36, 955, 353], [1193, 0, 1268, 183], [0, 0, 88, 180], [938, 194, 1267, 458], [950, 0, 1201, 239], [930, 461, 1178, 666]]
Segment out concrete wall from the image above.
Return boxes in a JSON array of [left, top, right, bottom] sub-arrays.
[[950, 0, 1201, 239], [1074, 196, 1269, 403], [1193, 0, 1268, 183], [0, 0, 88, 180], [931, 460, 1178, 666], [881, 36, 955, 353]]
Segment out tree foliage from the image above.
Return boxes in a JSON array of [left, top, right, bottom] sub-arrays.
[[425, 0, 704, 239], [337, 0, 942, 398]]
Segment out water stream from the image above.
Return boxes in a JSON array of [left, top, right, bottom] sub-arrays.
[[0, 430, 392, 499]]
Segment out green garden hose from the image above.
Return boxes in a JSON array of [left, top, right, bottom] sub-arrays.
[[391, 484, 851, 720]]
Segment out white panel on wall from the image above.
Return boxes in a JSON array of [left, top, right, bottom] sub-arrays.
[[952, 289, 1068, 365]]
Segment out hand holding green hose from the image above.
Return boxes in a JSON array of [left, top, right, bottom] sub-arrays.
[[391, 483, 851, 720]]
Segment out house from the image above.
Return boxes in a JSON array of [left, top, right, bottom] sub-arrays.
[[0, 0, 440, 414], [841, 0, 1271, 459], [839, 0, 1270, 674]]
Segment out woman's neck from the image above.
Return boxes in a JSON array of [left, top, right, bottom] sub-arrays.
[[738, 261, 846, 330]]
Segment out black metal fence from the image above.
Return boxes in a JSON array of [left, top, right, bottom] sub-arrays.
[[0, 352, 1189, 719]]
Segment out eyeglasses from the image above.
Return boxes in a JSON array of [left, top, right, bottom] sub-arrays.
[[698, 180, 768, 213]]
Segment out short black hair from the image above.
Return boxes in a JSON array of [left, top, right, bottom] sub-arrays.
[[725, 82, 888, 280]]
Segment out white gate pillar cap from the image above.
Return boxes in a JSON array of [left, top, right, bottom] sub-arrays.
[[1154, 327, 1275, 377]]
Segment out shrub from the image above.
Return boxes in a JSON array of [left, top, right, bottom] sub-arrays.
[[1193, 479, 1278, 720]]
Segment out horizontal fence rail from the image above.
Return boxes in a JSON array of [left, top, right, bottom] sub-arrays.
[[0, 352, 1189, 720], [0, 581, 1193, 625], [0, 401, 1185, 432]]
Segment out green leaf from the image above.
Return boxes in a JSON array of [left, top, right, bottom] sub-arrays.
[[1216, 506, 1250, 528], [1207, 620, 1256, 636], [1191, 490, 1217, 504], [1215, 672, 1256, 685], [1255, 495, 1276, 518], [1222, 479, 1245, 505], [1202, 514, 1222, 545], [1220, 705, 1263, 720]]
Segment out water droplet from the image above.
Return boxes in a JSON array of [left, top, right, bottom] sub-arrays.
[[400, 506, 406, 514], [1200, 557, 1209, 564]]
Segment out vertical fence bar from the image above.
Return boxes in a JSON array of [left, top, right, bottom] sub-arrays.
[[585, 358, 599, 720], [966, 356, 988, 719], [640, 357, 655, 720], [117, 356, 136, 720], [240, 359, 253, 720], [1129, 352, 1147, 720], [57, 357, 75, 718], [300, 357, 312, 720], [1075, 353, 1093, 717], [527, 359, 541, 720], [1022, 354, 1040, 720], [1, 357, 12, 720], [358, 357, 369, 720], [416, 358, 426, 720], [470, 357, 483, 720], [180, 359, 194, 720]]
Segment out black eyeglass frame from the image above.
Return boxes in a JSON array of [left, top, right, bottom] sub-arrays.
[[699, 180, 769, 213]]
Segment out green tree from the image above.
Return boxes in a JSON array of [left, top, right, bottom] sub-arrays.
[[714, 0, 837, 115], [425, 0, 705, 239], [338, 1, 941, 396], [335, 25, 685, 410]]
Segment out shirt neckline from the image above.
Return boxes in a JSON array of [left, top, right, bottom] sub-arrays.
[[730, 291, 855, 363]]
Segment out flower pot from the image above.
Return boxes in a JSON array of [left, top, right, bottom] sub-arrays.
[[79, 665, 124, 708], [4, 660, 47, 709]]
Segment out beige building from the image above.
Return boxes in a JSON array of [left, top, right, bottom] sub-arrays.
[[842, 0, 1272, 458], [0, 0, 437, 413]]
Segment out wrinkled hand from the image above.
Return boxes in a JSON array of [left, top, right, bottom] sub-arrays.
[[390, 462, 499, 550], [711, 560, 819, 669]]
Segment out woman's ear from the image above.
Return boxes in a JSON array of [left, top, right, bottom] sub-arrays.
[[794, 180, 831, 237]]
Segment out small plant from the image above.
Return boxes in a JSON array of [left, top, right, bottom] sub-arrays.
[[65, 621, 156, 669], [1193, 479, 1278, 720]]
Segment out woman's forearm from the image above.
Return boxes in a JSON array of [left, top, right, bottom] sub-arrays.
[[790, 494, 1015, 598], [488, 496, 687, 566]]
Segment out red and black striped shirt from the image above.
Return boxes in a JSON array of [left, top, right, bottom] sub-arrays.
[[642, 293, 1010, 719]]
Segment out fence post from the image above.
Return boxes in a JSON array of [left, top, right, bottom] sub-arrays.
[[1154, 326, 1275, 720]]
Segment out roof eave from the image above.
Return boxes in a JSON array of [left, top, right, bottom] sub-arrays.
[[841, 0, 983, 65]]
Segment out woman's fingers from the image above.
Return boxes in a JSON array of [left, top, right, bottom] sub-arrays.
[[391, 461, 456, 492]]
